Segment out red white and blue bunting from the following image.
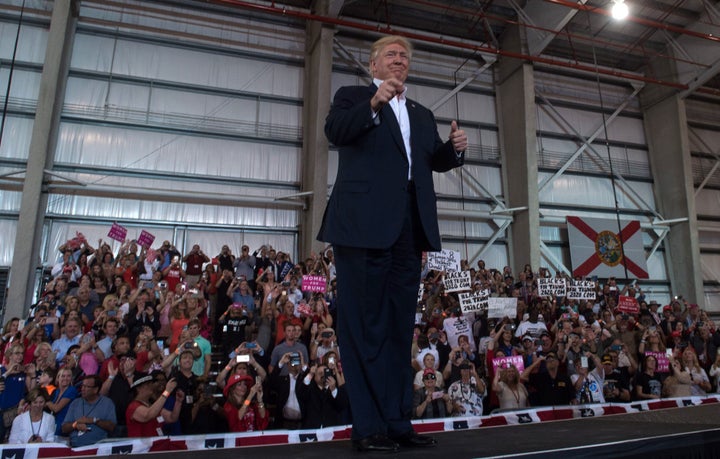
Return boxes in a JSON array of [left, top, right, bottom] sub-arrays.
[[2, 395, 718, 459]]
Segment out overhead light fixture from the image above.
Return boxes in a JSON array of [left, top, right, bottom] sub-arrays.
[[611, 0, 629, 20]]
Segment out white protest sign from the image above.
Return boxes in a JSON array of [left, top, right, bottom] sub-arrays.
[[443, 271, 471, 293], [417, 283, 424, 305], [458, 289, 490, 314], [567, 280, 596, 300], [537, 278, 567, 297], [427, 249, 461, 272], [487, 297, 518, 319]]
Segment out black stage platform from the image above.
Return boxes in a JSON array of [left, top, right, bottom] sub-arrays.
[[130, 404, 720, 459]]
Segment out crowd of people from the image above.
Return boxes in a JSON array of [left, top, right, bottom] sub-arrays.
[[0, 231, 718, 445]]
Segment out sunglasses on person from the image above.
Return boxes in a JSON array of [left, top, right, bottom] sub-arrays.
[[423, 374, 436, 380]]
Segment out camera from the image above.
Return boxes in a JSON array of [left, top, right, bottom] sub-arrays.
[[282, 281, 291, 287], [236, 355, 250, 363], [245, 342, 257, 349], [321, 331, 333, 339], [183, 342, 198, 350], [290, 352, 301, 366], [504, 324, 516, 332], [323, 367, 334, 381]]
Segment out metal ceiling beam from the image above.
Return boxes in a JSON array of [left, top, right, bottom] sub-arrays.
[[540, 214, 679, 232], [7, 182, 308, 210], [535, 92, 664, 221], [429, 57, 496, 111], [466, 220, 512, 266], [539, 240, 571, 276], [542, 0, 720, 44], [647, 227, 668, 261], [689, 128, 720, 197], [536, 84, 644, 194], [207, 0, 718, 95], [509, 0, 588, 57]]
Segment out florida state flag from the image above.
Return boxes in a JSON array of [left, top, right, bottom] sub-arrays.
[[567, 216, 649, 279]]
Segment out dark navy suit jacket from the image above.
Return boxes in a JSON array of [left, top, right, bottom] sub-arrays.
[[317, 84, 464, 251]]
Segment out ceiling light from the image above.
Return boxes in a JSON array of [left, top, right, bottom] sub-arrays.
[[611, 0, 629, 20]]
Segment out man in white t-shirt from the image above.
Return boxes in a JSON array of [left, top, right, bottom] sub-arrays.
[[515, 308, 548, 339], [443, 312, 476, 350]]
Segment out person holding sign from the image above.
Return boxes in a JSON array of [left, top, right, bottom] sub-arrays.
[[317, 35, 466, 453], [492, 362, 529, 410]]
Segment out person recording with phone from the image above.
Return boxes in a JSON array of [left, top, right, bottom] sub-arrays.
[[310, 325, 339, 363], [163, 348, 198, 434], [447, 360, 486, 417], [232, 245, 256, 288], [296, 364, 348, 429], [571, 352, 605, 404], [125, 375, 181, 438], [413, 368, 452, 419], [486, 320, 520, 359], [125, 292, 160, 346], [268, 350, 306, 429], [218, 301, 251, 356], [183, 244, 209, 289], [223, 373, 268, 432], [215, 345, 267, 391]]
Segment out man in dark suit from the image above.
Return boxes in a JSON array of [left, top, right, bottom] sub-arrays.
[[296, 365, 349, 429], [317, 35, 467, 452]]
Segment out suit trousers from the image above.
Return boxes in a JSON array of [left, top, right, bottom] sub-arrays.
[[333, 183, 425, 440]]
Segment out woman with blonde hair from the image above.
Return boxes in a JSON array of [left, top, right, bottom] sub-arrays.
[[33, 342, 56, 373], [101, 294, 119, 316], [63, 295, 80, 315], [0, 318, 24, 364], [0, 343, 35, 441], [45, 367, 77, 436], [492, 363, 529, 410], [667, 347, 711, 397]]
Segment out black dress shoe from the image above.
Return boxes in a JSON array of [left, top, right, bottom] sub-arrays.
[[352, 435, 400, 453], [391, 432, 438, 448]]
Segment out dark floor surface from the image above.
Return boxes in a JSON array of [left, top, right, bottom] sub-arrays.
[[124, 404, 720, 459]]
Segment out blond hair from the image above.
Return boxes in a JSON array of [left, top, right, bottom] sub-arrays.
[[369, 36, 413, 64]]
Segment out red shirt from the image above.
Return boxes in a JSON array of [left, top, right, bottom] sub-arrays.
[[223, 401, 269, 432], [185, 253, 205, 276], [99, 355, 119, 381], [164, 267, 182, 293], [126, 400, 163, 437]]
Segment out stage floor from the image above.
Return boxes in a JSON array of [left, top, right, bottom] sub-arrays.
[[130, 404, 720, 459]]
